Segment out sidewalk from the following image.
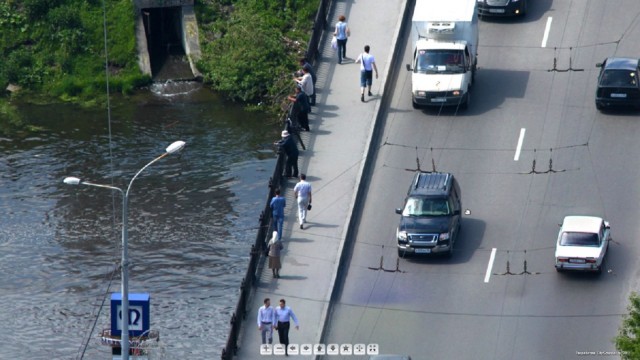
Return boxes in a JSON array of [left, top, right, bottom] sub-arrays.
[[233, 0, 409, 358]]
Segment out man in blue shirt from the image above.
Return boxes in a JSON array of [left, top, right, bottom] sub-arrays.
[[270, 188, 286, 241], [257, 298, 275, 344], [275, 298, 299, 356]]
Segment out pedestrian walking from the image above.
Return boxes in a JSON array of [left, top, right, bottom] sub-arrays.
[[268, 231, 283, 278], [298, 58, 316, 106], [355, 45, 379, 102], [334, 15, 350, 64], [288, 85, 310, 132], [294, 67, 314, 107], [257, 298, 275, 345], [274, 298, 299, 356], [269, 189, 286, 240], [278, 130, 299, 178], [293, 174, 312, 230]]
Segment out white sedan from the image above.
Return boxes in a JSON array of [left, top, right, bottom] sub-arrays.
[[555, 216, 610, 273]]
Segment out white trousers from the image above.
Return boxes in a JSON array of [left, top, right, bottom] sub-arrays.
[[297, 196, 310, 224]]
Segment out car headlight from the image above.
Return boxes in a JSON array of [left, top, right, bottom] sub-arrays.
[[397, 230, 408, 241], [439, 232, 450, 240], [416, 91, 426, 97], [477, 0, 485, 3]]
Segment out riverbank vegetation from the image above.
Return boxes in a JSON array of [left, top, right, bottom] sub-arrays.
[[615, 292, 640, 359], [0, 0, 145, 102], [196, 0, 318, 115], [0, 0, 318, 127], [0, 0, 144, 133]]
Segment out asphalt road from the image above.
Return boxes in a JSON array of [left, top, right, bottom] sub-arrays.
[[323, 1, 640, 359]]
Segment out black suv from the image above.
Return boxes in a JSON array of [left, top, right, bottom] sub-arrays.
[[595, 57, 640, 110], [477, 0, 527, 17], [395, 172, 462, 257]]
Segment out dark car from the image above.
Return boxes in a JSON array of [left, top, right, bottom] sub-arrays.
[[395, 172, 461, 257], [477, 0, 527, 17], [595, 57, 640, 110]]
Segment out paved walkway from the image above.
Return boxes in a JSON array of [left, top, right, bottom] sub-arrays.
[[233, 0, 408, 358]]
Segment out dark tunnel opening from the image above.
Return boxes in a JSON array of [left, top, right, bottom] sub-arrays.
[[142, 7, 193, 80]]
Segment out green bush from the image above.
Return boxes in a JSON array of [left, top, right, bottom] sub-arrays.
[[0, 0, 139, 103], [23, 0, 63, 21], [197, 0, 317, 114], [3, 48, 35, 85], [615, 292, 640, 359]]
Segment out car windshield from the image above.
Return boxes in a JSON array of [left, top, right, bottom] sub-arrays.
[[600, 69, 638, 87], [416, 50, 465, 74], [402, 197, 450, 216], [560, 232, 599, 246]]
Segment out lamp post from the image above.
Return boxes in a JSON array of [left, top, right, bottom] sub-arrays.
[[64, 140, 185, 359]]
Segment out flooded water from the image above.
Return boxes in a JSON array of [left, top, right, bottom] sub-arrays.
[[0, 83, 278, 359]]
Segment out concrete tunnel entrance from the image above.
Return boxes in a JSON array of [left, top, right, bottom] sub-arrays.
[[143, 7, 185, 78], [134, 1, 202, 81]]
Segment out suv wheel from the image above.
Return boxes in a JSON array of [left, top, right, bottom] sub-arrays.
[[445, 244, 454, 258]]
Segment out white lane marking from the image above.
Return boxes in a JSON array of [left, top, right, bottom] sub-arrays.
[[484, 248, 497, 283], [514, 128, 526, 161], [541, 17, 553, 48]]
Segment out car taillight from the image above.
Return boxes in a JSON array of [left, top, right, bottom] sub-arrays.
[[557, 258, 568, 263], [585, 258, 596, 263]]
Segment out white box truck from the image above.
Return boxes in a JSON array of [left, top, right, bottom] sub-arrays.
[[406, 0, 479, 109]]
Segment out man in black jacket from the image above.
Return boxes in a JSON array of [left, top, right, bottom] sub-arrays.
[[287, 85, 310, 132], [279, 130, 299, 178]]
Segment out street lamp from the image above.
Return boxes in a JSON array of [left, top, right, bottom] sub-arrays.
[[64, 140, 185, 359]]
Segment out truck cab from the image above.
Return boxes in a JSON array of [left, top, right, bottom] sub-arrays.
[[406, 0, 478, 109], [409, 40, 474, 108]]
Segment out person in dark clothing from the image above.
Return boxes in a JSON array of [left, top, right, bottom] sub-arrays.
[[279, 130, 299, 178], [298, 58, 316, 106], [287, 86, 310, 131], [274, 298, 299, 356]]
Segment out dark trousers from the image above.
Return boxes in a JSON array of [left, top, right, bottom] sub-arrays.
[[298, 112, 309, 131], [337, 39, 347, 63], [277, 321, 291, 351], [285, 154, 298, 178]]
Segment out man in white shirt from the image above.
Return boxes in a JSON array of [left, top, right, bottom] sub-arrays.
[[355, 45, 379, 102], [294, 67, 314, 106], [275, 298, 299, 356], [257, 298, 275, 344], [293, 173, 312, 230]]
